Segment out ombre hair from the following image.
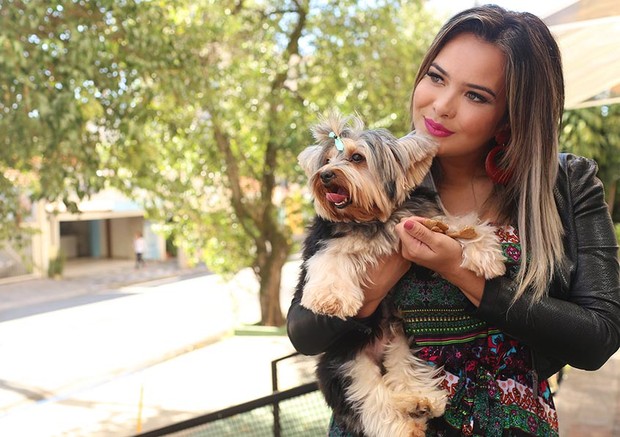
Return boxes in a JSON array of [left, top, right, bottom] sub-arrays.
[[410, 5, 565, 303]]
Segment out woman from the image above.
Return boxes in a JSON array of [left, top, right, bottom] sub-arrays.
[[287, 5, 620, 436]]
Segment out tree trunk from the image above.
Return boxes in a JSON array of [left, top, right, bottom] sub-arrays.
[[257, 239, 290, 326]]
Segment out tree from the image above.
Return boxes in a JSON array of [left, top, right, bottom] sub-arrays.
[[0, 0, 439, 326], [124, 0, 439, 326], [0, 0, 173, 239], [560, 104, 620, 219]]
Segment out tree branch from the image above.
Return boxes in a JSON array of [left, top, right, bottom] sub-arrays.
[[210, 113, 261, 239], [261, 2, 308, 221]]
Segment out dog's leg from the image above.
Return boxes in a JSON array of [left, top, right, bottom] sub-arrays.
[[342, 348, 431, 437], [301, 248, 368, 319], [382, 332, 447, 421]]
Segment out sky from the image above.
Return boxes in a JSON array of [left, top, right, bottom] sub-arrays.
[[426, 0, 577, 19]]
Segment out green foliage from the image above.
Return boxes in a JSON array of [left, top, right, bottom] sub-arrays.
[[561, 104, 620, 219], [0, 0, 176, 238], [48, 250, 65, 278]]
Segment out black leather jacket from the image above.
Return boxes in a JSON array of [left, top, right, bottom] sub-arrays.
[[287, 154, 620, 380]]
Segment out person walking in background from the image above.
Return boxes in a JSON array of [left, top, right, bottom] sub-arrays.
[[287, 4, 620, 436], [134, 232, 146, 269]]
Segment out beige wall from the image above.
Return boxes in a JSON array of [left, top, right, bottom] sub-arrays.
[[110, 217, 144, 258]]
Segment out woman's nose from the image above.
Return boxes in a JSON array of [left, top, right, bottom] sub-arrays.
[[433, 93, 456, 118]]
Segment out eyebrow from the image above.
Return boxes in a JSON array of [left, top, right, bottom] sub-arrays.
[[430, 62, 498, 98]]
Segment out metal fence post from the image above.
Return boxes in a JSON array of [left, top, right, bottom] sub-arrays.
[[271, 352, 300, 437], [271, 358, 281, 437]]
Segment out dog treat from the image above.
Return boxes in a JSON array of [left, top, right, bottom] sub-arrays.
[[421, 218, 478, 240], [446, 226, 477, 239], [421, 218, 449, 233]]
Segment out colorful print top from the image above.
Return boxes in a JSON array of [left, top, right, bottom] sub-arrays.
[[393, 225, 558, 437], [327, 225, 558, 437]]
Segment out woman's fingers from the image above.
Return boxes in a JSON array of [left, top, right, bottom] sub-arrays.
[[396, 216, 463, 274], [396, 218, 436, 257]]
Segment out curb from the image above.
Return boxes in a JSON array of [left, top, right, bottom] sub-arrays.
[[234, 325, 287, 336]]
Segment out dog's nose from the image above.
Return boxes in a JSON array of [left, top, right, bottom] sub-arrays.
[[320, 170, 335, 184]]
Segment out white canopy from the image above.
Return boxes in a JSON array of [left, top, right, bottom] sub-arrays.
[[546, 0, 620, 108]]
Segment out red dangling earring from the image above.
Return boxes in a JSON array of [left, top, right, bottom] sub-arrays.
[[485, 130, 512, 185]]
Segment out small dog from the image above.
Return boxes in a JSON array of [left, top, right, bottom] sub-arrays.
[[295, 112, 506, 437]]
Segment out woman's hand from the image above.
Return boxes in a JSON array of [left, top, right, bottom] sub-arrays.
[[395, 216, 486, 307], [356, 251, 411, 318], [395, 217, 463, 274]]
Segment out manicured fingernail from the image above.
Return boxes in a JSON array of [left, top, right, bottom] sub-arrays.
[[404, 220, 414, 230]]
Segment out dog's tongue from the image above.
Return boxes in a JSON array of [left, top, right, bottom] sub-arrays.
[[326, 192, 348, 204]]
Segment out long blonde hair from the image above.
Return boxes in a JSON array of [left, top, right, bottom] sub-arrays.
[[410, 5, 566, 302]]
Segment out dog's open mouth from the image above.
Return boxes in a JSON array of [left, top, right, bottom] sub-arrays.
[[325, 186, 351, 208]]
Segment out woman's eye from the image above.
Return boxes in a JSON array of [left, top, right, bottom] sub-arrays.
[[351, 153, 365, 163], [466, 91, 487, 103], [426, 71, 443, 84]]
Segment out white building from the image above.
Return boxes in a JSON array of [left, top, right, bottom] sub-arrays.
[[1, 188, 168, 279]]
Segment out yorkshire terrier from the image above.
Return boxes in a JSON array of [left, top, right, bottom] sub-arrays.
[[295, 112, 506, 437]]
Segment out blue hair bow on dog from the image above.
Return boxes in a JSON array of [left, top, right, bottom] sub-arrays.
[[329, 132, 345, 152]]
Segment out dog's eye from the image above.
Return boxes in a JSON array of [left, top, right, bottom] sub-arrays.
[[323, 158, 330, 165], [351, 153, 365, 163]]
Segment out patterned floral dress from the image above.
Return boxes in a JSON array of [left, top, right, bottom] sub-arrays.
[[328, 226, 559, 437]]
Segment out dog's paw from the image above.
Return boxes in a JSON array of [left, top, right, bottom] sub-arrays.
[[461, 248, 506, 279], [425, 396, 447, 418], [458, 223, 506, 279], [410, 399, 433, 418], [403, 420, 428, 437], [483, 257, 506, 279], [301, 285, 363, 319], [392, 394, 444, 420], [312, 295, 359, 319]]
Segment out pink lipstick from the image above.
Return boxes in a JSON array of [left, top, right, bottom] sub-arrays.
[[424, 117, 454, 138]]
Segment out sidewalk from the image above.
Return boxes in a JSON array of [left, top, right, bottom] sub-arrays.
[[554, 351, 620, 436], [0, 258, 210, 321]]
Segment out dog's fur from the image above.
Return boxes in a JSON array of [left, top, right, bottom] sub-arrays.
[[295, 113, 506, 437]]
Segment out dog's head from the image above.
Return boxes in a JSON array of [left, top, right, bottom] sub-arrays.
[[298, 112, 438, 223]]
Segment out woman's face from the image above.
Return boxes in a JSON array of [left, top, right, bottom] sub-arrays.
[[412, 33, 508, 160]]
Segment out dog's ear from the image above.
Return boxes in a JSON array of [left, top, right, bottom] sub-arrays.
[[297, 145, 323, 177], [394, 133, 438, 188]]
